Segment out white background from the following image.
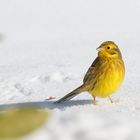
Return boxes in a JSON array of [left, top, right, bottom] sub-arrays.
[[0, 0, 140, 140]]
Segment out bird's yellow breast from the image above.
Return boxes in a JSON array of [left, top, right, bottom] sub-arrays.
[[90, 59, 125, 98]]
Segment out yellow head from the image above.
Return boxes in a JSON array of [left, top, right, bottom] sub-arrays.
[[97, 41, 122, 59]]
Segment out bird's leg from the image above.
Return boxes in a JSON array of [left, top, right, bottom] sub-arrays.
[[108, 96, 113, 103], [92, 95, 96, 105]]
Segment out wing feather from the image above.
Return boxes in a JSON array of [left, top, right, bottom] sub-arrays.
[[83, 57, 100, 84]]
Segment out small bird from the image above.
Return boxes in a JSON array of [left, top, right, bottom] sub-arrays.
[[56, 41, 125, 105]]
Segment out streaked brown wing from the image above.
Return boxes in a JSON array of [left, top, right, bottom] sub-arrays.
[[83, 57, 100, 84]]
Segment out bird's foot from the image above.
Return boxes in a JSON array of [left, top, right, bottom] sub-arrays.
[[108, 96, 113, 103]]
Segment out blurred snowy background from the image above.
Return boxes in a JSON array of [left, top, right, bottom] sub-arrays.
[[0, 0, 140, 139]]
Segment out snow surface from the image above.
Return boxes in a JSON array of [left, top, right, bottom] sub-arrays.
[[0, 0, 140, 139]]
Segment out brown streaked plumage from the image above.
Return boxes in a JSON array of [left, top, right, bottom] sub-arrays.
[[55, 41, 125, 105]]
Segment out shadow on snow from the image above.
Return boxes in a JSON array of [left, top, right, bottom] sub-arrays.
[[0, 99, 93, 111]]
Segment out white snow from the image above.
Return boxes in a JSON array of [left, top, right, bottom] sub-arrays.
[[0, 0, 140, 139]]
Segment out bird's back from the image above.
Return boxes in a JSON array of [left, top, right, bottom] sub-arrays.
[[84, 57, 125, 98]]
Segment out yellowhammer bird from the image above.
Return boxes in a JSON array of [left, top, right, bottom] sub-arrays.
[[56, 41, 125, 105]]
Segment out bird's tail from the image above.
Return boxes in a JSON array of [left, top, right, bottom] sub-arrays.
[[55, 85, 86, 103]]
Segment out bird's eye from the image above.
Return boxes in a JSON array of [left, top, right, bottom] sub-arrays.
[[107, 46, 110, 49]]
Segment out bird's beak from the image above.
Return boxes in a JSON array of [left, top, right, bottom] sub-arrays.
[[96, 46, 104, 51]]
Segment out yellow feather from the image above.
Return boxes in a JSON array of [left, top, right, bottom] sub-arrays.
[[56, 41, 125, 104]]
